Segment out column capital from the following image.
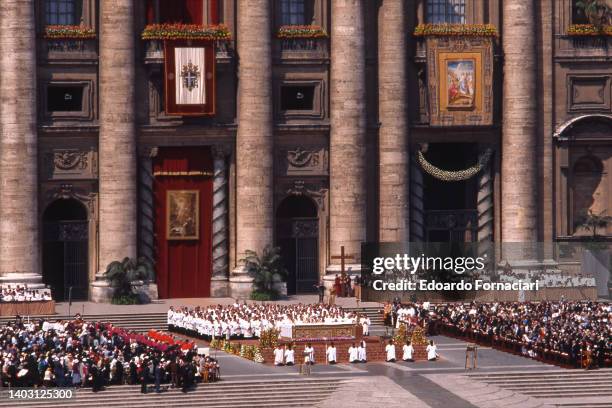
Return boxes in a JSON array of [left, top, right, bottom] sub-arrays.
[[212, 144, 232, 160]]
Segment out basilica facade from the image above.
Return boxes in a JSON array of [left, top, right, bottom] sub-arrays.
[[0, 0, 610, 301]]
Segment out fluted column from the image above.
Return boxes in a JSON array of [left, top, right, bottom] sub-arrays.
[[328, 0, 367, 271], [0, 1, 40, 285], [211, 146, 229, 297], [378, 0, 409, 243], [502, 0, 537, 253], [98, 0, 137, 271], [231, 0, 274, 297]]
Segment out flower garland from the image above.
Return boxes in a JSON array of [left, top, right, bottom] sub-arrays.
[[44, 25, 96, 40], [417, 148, 492, 182], [414, 23, 498, 37], [277, 25, 328, 39], [141, 24, 232, 41], [210, 339, 263, 363], [567, 24, 612, 36], [259, 328, 280, 349]]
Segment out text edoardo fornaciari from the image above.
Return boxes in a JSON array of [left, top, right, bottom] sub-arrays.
[[369, 254, 540, 291]]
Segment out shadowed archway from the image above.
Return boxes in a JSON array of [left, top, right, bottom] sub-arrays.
[[42, 198, 89, 301], [276, 195, 319, 295]]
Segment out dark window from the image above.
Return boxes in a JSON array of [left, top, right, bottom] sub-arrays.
[[427, 0, 466, 24], [281, 86, 315, 110], [47, 85, 84, 112], [572, 0, 591, 24], [281, 0, 306, 25], [45, 0, 79, 25]]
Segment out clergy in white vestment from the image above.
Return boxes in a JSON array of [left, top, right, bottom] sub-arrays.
[[358, 341, 367, 362], [385, 340, 396, 362], [273, 346, 285, 366], [348, 343, 359, 363], [304, 344, 315, 364], [426, 340, 438, 361], [403, 341, 414, 362], [284, 345, 295, 366], [326, 344, 337, 364]]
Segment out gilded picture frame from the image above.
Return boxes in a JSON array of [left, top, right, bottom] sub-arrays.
[[166, 190, 199, 240], [426, 37, 493, 126], [439, 52, 482, 112]]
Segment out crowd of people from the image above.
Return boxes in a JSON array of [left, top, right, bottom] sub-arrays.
[[168, 302, 371, 340], [0, 315, 220, 392], [382, 299, 431, 329], [0, 286, 52, 302], [428, 301, 611, 368]]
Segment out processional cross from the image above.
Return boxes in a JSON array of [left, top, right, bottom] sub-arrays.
[[330, 246, 355, 275]]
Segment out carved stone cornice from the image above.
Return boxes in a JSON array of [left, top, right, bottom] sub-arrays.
[[285, 179, 329, 211]]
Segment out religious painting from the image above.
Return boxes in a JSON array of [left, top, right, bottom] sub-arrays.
[[166, 190, 199, 240], [446, 59, 475, 109], [426, 37, 494, 126]]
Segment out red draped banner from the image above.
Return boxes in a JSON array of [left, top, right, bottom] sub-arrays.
[[153, 147, 213, 298]]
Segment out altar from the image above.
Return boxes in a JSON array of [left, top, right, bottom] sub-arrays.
[[0, 301, 55, 316], [290, 323, 362, 341]]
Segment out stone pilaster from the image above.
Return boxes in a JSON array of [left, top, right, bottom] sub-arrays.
[[378, 0, 409, 243], [328, 0, 367, 269], [0, 1, 41, 286], [211, 146, 230, 297], [231, 0, 274, 298], [501, 0, 537, 255], [98, 0, 137, 272]]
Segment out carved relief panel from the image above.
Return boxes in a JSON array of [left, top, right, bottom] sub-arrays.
[[276, 146, 328, 176], [43, 147, 97, 180]]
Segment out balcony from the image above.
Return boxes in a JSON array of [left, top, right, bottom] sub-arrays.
[[275, 38, 329, 62], [38, 38, 98, 62], [143, 39, 234, 65], [555, 35, 612, 60]]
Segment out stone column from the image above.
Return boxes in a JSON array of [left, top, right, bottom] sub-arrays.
[[211, 146, 230, 297], [410, 159, 425, 242], [98, 0, 137, 271], [502, 0, 537, 258], [231, 0, 274, 298], [378, 0, 409, 243], [0, 1, 41, 287], [327, 0, 367, 278], [477, 160, 494, 243]]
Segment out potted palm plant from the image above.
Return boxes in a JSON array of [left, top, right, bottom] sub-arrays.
[[104, 257, 155, 304], [575, 210, 611, 298], [241, 245, 287, 301]]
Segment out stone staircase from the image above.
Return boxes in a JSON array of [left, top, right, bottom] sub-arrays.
[[468, 369, 612, 407], [344, 307, 384, 326], [0, 377, 347, 408], [0, 313, 167, 333]]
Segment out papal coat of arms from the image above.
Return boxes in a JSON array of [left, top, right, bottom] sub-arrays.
[[180, 61, 200, 92]]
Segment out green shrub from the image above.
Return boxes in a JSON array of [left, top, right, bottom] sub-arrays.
[[250, 290, 279, 301], [111, 294, 140, 305]]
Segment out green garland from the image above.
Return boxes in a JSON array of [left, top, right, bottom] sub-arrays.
[[567, 24, 612, 36], [141, 23, 232, 41], [417, 148, 492, 182], [414, 23, 498, 37]]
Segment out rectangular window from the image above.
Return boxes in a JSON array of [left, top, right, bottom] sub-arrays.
[[427, 0, 466, 24], [572, 0, 590, 24], [281, 0, 306, 25], [281, 85, 315, 110], [47, 85, 84, 112], [45, 0, 79, 25]]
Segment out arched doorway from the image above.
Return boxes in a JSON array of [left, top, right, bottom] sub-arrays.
[[43, 199, 89, 301], [276, 196, 319, 295], [572, 155, 605, 235]]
